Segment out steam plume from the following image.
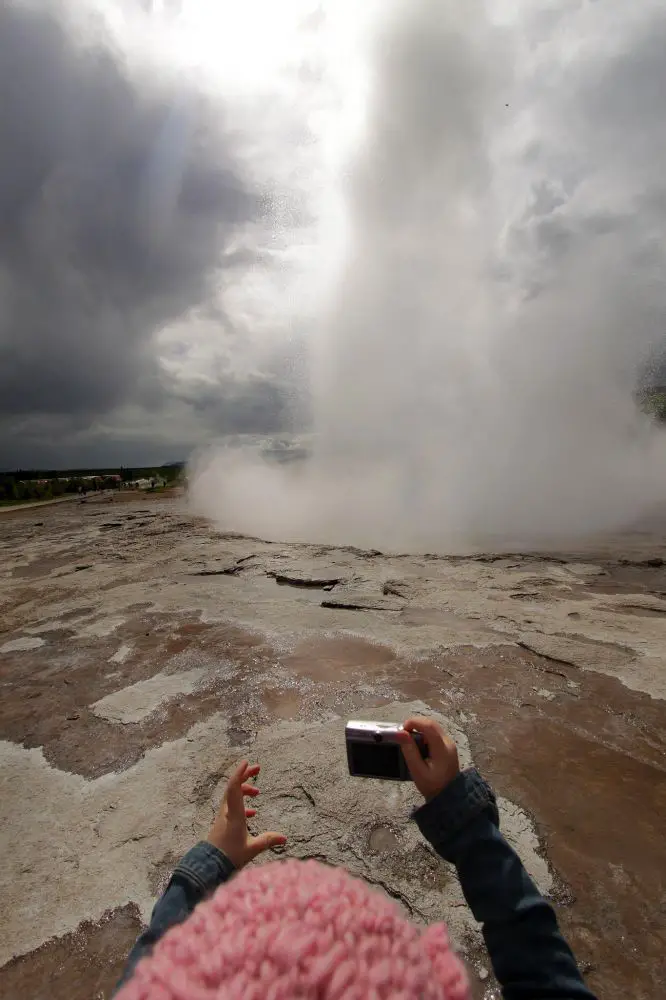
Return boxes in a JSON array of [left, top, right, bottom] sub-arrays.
[[190, 0, 666, 550]]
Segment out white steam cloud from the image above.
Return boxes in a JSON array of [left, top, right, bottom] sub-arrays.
[[190, 0, 666, 552]]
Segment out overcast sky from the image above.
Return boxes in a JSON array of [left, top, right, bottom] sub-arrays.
[[1, 0, 665, 470]]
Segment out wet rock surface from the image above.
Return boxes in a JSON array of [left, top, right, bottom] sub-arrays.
[[2, 493, 666, 998]]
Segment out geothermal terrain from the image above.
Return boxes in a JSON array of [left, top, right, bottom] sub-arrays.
[[1, 491, 665, 999]]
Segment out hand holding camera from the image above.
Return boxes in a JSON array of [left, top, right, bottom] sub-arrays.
[[396, 716, 460, 800], [345, 715, 460, 800], [208, 716, 458, 872]]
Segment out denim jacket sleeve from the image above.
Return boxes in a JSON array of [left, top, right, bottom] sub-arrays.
[[113, 841, 235, 994], [413, 768, 597, 1000]]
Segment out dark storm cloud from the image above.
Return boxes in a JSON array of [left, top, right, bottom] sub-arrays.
[[176, 378, 290, 436], [0, 0, 257, 422], [0, 415, 177, 472]]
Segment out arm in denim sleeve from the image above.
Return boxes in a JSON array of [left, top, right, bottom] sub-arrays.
[[113, 841, 235, 994], [413, 769, 597, 1000]]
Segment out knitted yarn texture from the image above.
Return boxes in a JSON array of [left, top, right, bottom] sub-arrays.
[[118, 859, 471, 1000]]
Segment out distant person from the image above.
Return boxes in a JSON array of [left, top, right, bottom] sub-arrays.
[[114, 717, 596, 1000]]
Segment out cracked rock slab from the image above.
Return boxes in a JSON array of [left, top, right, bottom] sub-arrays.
[[515, 631, 666, 698], [0, 636, 45, 653], [90, 669, 208, 724], [321, 594, 406, 612], [268, 570, 344, 588], [0, 700, 550, 967], [243, 702, 551, 947], [189, 561, 242, 576]]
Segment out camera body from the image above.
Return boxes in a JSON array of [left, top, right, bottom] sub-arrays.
[[345, 720, 427, 781]]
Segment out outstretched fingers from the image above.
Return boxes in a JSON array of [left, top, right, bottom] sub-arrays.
[[227, 761, 260, 812], [225, 760, 248, 808], [229, 759, 249, 785], [248, 831, 288, 860], [403, 716, 440, 743], [396, 728, 429, 784], [227, 762, 260, 790]]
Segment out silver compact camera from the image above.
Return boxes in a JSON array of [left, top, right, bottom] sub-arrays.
[[345, 720, 428, 781]]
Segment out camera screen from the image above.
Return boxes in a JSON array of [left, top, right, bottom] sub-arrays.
[[349, 740, 402, 779]]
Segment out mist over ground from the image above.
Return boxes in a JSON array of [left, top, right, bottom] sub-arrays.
[[3, 0, 666, 546], [190, 0, 666, 551]]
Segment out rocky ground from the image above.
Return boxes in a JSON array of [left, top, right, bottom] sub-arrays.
[[1, 491, 666, 999]]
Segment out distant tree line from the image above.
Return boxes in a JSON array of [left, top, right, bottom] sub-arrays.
[[640, 389, 666, 422], [0, 463, 184, 506]]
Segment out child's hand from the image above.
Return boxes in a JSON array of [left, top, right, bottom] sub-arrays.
[[206, 760, 287, 868], [397, 716, 460, 801]]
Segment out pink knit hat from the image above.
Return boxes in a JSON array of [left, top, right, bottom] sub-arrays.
[[118, 859, 470, 1000]]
